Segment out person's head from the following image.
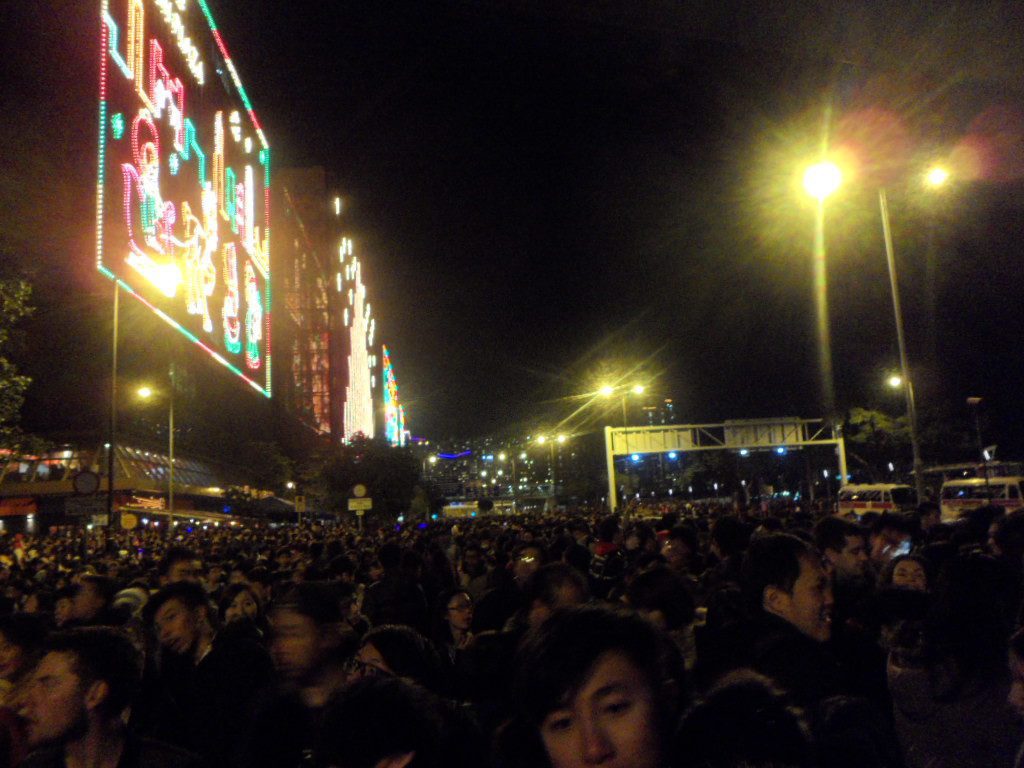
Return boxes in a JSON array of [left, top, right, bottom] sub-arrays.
[[24, 628, 142, 748], [70, 575, 117, 623], [460, 544, 485, 577], [0, 613, 47, 682], [869, 514, 912, 568], [623, 523, 656, 553], [596, 517, 621, 545], [880, 554, 930, 592], [158, 546, 202, 585], [437, 590, 473, 640], [350, 625, 443, 693], [741, 533, 833, 642], [143, 581, 216, 660], [814, 517, 869, 582], [917, 501, 941, 532], [991, 509, 1024, 559], [709, 516, 751, 560], [505, 605, 678, 768], [320, 675, 481, 768], [218, 582, 262, 625], [674, 669, 813, 768], [1008, 627, 1024, 719], [513, 543, 547, 585], [269, 582, 345, 683], [624, 566, 696, 632], [54, 586, 75, 627], [661, 525, 698, 573], [522, 563, 589, 630]]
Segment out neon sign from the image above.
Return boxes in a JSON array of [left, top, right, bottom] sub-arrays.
[[382, 345, 406, 446], [342, 250, 375, 441], [98, 0, 271, 396]]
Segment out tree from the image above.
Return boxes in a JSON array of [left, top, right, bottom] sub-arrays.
[[843, 407, 910, 481], [0, 278, 33, 449], [309, 436, 418, 522], [239, 440, 293, 495]]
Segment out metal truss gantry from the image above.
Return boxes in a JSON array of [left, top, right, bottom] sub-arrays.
[[604, 417, 847, 511]]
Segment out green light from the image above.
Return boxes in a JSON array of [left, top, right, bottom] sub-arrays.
[[111, 112, 125, 140]]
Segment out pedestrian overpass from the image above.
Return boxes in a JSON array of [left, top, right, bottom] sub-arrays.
[[603, 417, 847, 511]]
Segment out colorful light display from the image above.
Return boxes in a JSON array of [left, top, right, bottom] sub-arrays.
[[341, 245, 375, 441], [98, 0, 271, 396], [382, 345, 407, 446]]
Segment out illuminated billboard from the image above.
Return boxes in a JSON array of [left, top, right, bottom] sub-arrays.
[[341, 244, 375, 441], [382, 345, 407, 446], [97, 0, 271, 395]]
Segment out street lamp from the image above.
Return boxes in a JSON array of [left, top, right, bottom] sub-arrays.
[[924, 166, 950, 188], [878, 187, 926, 504], [802, 159, 842, 419], [887, 374, 903, 389], [137, 362, 176, 535]]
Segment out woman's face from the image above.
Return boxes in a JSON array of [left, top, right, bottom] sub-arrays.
[[226, 590, 259, 624], [539, 651, 662, 768], [891, 560, 927, 592], [348, 642, 391, 682], [446, 593, 473, 633]]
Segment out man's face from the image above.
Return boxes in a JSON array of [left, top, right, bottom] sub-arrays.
[[462, 550, 483, 576], [270, 609, 323, 682], [153, 598, 204, 657], [24, 652, 89, 748], [767, 555, 833, 642], [165, 559, 202, 585], [826, 535, 869, 581], [540, 651, 661, 768]]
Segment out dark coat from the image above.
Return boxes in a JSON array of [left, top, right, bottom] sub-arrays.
[[21, 734, 204, 768]]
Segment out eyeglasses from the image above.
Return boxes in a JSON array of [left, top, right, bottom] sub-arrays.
[[447, 601, 473, 613], [346, 657, 390, 678]]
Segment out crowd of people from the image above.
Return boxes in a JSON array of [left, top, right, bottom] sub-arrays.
[[0, 497, 1018, 767]]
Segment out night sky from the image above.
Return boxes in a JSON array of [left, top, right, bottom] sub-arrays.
[[2, 1, 1024, 454]]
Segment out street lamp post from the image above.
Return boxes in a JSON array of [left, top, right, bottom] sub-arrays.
[[878, 189, 926, 504], [803, 161, 842, 419], [138, 361, 175, 536]]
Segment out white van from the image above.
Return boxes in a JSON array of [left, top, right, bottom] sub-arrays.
[[939, 477, 1024, 521], [837, 484, 917, 518]]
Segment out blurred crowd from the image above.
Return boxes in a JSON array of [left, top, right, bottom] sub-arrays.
[[0, 497, 1019, 768]]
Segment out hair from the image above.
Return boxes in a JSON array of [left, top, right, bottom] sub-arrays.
[[320, 675, 483, 768], [0, 613, 48, 679], [44, 628, 143, 718], [674, 669, 813, 768], [521, 562, 589, 609], [813, 516, 865, 554], [596, 516, 620, 543], [78, 575, 118, 606], [993, 509, 1024, 559], [625, 565, 696, 630], [378, 543, 403, 571], [142, 581, 215, 628], [360, 625, 444, 693], [431, 589, 472, 648], [667, 524, 699, 554], [740, 533, 818, 615], [157, 546, 199, 577], [272, 582, 342, 626], [502, 605, 678, 768], [710, 516, 752, 559]]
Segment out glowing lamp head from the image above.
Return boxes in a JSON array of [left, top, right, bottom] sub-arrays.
[[925, 166, 950, 188], [599, 385, 615, 397], [536, 435, 547, 445], [428, 456, 438, 464], [137, 386, 154, 399], [631, 384, 645, 395], [887, 374, 903, 389], [803, 161, 842, 200], [557, 434, 567, 444]]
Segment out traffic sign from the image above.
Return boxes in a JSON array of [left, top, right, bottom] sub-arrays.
[[352, 484, 368, 498], [347, 498, 373, 512]]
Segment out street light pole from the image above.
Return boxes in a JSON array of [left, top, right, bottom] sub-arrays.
[[878, 188, 926, 504], [167, 361, 175, 537]]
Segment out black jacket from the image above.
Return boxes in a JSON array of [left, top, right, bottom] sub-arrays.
[[21, 733, 204, 768]]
